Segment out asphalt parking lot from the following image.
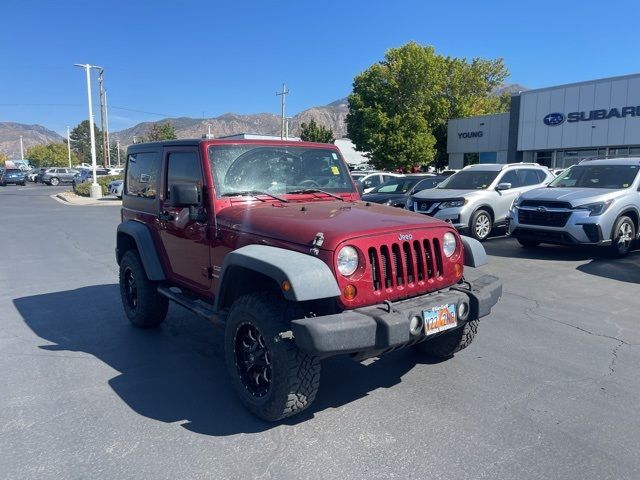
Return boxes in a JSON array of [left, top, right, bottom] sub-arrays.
[[1, 184, 639, 480]]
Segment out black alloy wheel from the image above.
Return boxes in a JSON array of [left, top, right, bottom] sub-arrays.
[[233, 323, 272, 398], [123, 266, 138, 311]]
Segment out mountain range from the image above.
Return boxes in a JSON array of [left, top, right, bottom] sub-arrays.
[[0, 84, 528, 157]]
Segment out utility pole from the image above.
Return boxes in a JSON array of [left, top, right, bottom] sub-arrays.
[[98, 69, 107, 168], [116, 140, 121, 166], [276, 83, 289, 140], [19, 136, 24, 160], [104, 90, 111, 168], [66, 126, 72, 168], [74, 63, 102, 198]]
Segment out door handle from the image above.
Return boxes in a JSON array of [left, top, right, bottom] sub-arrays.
[[158, 211, 175, 222]]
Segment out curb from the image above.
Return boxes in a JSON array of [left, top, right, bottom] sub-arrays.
[[51, 192, 122, 207]]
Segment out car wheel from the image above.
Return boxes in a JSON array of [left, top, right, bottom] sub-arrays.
[[119, 250, 168, 328], [415, 320, 478, 358], [49, 177, 60, 186], [224, 292, 320, 421], [20, 181, 26, 186], [517, 238, 541, 248], [610, 216, 635, 258], [469, 209, 492, 241]]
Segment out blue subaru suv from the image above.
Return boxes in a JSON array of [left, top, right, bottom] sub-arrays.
[[0, 168, 27, 186]]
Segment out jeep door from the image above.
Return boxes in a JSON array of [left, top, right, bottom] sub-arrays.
[[158, 147, 211, 291]]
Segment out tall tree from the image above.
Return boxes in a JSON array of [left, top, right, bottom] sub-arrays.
[[299, 119, 335, 143], [0, 152, 8, 166], [347, 42, 509, 171], [26, 143, 78, 167], [70, 120, 104, 165], [146, 123, 177, 141]]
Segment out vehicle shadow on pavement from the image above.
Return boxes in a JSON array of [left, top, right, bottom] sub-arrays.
[[576, 251, 640, 284], [482, 236, 616, 261], [13, 284, 427, 435]]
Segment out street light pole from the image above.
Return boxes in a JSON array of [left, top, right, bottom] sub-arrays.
[[19, 136, 24, 160], [66, 126, 72, 168], [74, 63, 102, 198], [105, 90, 111, 168]]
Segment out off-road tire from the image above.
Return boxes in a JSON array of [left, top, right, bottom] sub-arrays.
[[469, 209, 492, 242], [224, 292, 320, 421], [610, 215, 635, 258], [119, 250, 168, 328], [415, 320, 478, 358], [49, 177, 60, 186], [517, 238, 541, 248]]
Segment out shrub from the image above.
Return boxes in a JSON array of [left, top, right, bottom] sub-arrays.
[[73, 175, 123, 197]]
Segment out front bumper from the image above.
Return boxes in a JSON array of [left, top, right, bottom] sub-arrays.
[[291, 275, 502, 356]]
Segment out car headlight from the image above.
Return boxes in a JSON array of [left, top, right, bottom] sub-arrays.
[[337, 246, 359, 276], [405, 197, 414, 209], [440, 199, 466, 209], [443, 232, 457, 257], [574, 200, 613, 216]]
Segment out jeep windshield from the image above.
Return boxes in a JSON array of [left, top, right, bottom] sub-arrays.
[[436, 170, 499, 190], [548, 164, 639, 189], [208, 145, 355, 197]]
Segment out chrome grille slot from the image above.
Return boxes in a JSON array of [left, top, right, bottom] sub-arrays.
[[380, 245, 392, 288], [368, 247, 381, 291], [402, 242, 414, 283], [413, 240, 425, 282]]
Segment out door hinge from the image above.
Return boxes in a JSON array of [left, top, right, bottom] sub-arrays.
[[201, 266, 215, 279]]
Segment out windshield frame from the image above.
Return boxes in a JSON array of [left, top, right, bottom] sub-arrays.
[[207, 143, 356, 198], [547, 164, 640, 189]]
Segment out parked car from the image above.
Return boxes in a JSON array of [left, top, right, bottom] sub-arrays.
[[25, 168, 40, 182], [108, 167, 124, 176], [108, 179, 123, 198], [0, 168, 27, 186], [41, 167, 79, 186], [72, 168, 111, 187], [115, 138, 502, 421], [356, 172, 404, 193], [407, 163, 554, 241], [362, 174, 446, 208], [508, 158, 640, 257]]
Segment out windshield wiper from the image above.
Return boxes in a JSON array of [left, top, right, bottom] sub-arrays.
[[285, 188, 344, 201], [221, 190, 289, 203]]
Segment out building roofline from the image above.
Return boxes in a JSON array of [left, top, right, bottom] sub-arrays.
[[513, 72, 640, 96]]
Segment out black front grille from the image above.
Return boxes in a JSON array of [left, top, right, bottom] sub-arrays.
[[582, 224, 601, 243], [520, 200, 572, 209], [368, 239, 442, 291], [518, 209, 571, 227], [416, 201, 437, 212]]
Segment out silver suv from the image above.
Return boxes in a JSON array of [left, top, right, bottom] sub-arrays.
[[508, 158, 640, 257], [41, 168, 78, 186], [406, 163, 553, 241]]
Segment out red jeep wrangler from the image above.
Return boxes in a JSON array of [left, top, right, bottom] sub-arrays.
[[116, 139, 501, 421]]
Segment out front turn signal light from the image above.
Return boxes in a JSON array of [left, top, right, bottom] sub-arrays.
[[454, 263, 463, 278], [343, 284, 357, 300]]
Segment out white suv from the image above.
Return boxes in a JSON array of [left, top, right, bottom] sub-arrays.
[[406, 163, 554, 241]]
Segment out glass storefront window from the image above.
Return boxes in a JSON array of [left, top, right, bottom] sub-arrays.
[[535, 151, 552, 167], [479, 152, 497, 164], [463, 153, 479, 166]]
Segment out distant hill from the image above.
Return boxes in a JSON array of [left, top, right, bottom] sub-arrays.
[[492, 83, 529, 96], [0, 122, 63, 158], [112, 98, 349, 146]]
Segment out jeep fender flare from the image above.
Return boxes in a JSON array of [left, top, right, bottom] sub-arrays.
[[460, 235, 488, 268], [215, 245, 340, 311], [116, 220, 166, 281]]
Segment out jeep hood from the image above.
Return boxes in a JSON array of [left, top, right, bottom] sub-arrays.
[[412, 188, 484, 200], [520, 187, 626, 206], [217, 200, 450, 251]]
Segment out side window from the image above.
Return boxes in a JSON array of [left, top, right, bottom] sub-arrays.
[[536, 170, 548, 183], [520, 169, 543, 186], [166, 151, 203, 202], [499, 170, 520, 188], [363, 175, 381, 189], [126, 152, 161, 199]]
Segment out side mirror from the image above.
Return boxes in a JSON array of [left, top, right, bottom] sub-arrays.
[[170, 183, 200, 207], [496, 182, 512, 191]]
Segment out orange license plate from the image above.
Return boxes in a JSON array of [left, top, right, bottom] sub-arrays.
[[423, 304, 457, 336]]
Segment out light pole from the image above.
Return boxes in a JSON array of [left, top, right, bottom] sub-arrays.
[[66, 126, 72, 168], [116, 140, 121, 166], [74, 63, 102, 198], [19, 136, 24, 160]]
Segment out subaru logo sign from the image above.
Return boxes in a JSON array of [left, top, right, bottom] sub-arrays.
[[543, 113, 565, 126]]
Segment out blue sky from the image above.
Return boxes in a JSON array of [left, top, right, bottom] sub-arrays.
[[1, 0, 639, 135]]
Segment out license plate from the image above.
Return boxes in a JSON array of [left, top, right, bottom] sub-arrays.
[[423, 304, 457, 336]]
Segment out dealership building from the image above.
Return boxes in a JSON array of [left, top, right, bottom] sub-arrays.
[[447, 73, 640, 169]]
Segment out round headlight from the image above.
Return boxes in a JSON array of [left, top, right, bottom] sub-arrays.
[[443, 232, 457, 258], [337, 246, 359, 276]]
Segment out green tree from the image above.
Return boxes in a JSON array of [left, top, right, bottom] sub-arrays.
[[347, 42, 509, 171], [299, 119, 335, 143], [70, 120, 104, 165], [146, 122, 177, 141], [26, 143, 78, 167], [0, 152, 8, 166]]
